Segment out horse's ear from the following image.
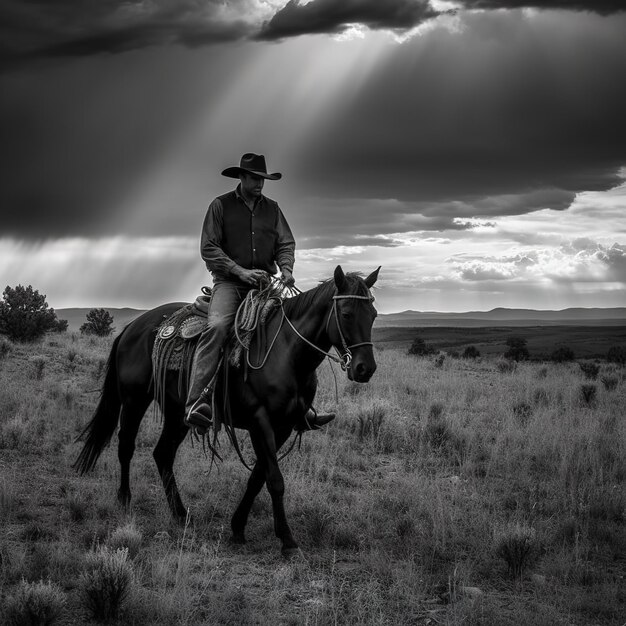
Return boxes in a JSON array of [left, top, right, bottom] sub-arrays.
[[334, 265, 347, 292], [364, 266, 381, 289]]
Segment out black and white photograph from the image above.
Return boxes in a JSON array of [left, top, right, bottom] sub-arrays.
[[1, 1, 625, 624]]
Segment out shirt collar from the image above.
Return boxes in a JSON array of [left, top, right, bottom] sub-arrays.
[[235, 184, 265, 209]]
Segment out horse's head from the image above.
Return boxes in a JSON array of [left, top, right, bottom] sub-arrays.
[[329, 265, 380, 383]]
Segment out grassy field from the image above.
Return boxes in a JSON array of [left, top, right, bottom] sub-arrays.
[[0, 332, 624, 625]]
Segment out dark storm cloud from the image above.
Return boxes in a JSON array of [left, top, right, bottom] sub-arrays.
[[2, 0, 625, 68], [292, 10, 626, 210], [257, 0, 441, 40], [257, 0, 626, 42], [0, 0, 251, 66], [456, 1, 626, 15]]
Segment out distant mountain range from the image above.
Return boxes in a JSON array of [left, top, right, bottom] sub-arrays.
[[57, 306, 626, 332], [376, 307, 626, 327]]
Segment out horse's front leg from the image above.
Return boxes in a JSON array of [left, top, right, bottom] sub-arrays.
[[248, 411, 298, 557], [230, 462, 265, 545]]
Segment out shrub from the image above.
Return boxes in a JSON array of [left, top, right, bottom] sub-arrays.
[[0, 338, 12, 359], [551, 346, 575, 363], [31, 356, 47, 380], [4, 579, 66, 626], [601, 375, 618, 391], [532, 388, 549, 407], [512, 402, 533, 422], [496, 359, 517, 374], [80, 547, 133, 622], [495, 523, 537, 579], [80, 309, 115, 337], [428, 402, 445, 420], [407, 336, 437, 356], [53, 319, 68, 333], [579, 362, 599, 380], [0, 285, 59, 342], [504, 336, 529, 361], [606, 345, 626, 365], [462, 345, 480, 359], [579, 384, 597, 407]]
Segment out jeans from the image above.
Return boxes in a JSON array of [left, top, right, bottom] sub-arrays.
[[185, 280, 251, 412]]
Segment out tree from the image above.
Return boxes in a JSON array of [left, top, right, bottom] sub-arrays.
[[80, 308, 115, 337], [504, 336, 529, 361], [462, 345, 480, 359], [408, 335, 437, 356], [0, 284, 58, 342]]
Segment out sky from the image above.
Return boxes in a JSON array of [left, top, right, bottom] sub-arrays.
[[1, 0, 625, 314]]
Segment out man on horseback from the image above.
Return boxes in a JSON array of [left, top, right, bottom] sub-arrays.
[[185, 153, 332, 436]]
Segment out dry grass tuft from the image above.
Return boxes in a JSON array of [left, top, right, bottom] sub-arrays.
[[601, 375, 618, 391], [109, 520, 143, 559], [356, 402, 386, 443], [3, 579, 66, 626], [495, 523, 537, 579], [79, 546, 133, 622]]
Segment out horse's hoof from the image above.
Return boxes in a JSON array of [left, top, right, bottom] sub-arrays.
[[281, 546, 302, 560], [173, 510, 192, 527], [230, 533, 246, 545], [117, 490, 131, 509]]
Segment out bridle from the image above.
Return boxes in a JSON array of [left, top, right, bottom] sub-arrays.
[[325, 294, 374, 371], [282, 290, 375, 372]]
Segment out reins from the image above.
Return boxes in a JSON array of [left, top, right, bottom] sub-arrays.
[[233, 278, 374, 373]]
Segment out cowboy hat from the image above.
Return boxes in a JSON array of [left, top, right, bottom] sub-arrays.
[[221, 153, 282, 180]]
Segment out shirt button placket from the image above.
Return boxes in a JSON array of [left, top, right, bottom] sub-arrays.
[[251, 214, 256, 266]]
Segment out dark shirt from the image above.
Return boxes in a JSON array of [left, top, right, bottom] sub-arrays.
[[201, 185, 295, 282]]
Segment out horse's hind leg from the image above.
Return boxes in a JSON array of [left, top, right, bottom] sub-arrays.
[[153, 397, 189, 523], [118, 394, 152, 509]]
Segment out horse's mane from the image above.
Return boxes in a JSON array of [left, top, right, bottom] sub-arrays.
[[282, 272, 370, 318]]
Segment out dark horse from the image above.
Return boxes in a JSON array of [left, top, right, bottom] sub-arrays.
[[74, 265, 379, 556]]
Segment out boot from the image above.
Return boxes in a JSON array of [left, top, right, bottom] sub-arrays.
[[185, 391, 213, 436], [295, 408, 336, 432], [185, 328, 222, 436]]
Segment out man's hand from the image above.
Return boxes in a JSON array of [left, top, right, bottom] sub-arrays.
[[236, 268, 269, 286], [281, 268, 295, 288]]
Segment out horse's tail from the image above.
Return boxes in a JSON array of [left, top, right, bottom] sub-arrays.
[[73, 331, 124, 474]]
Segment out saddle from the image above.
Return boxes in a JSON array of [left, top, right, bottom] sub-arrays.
[[152, 286, 281, 377], [151, 285, 281, 434]]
